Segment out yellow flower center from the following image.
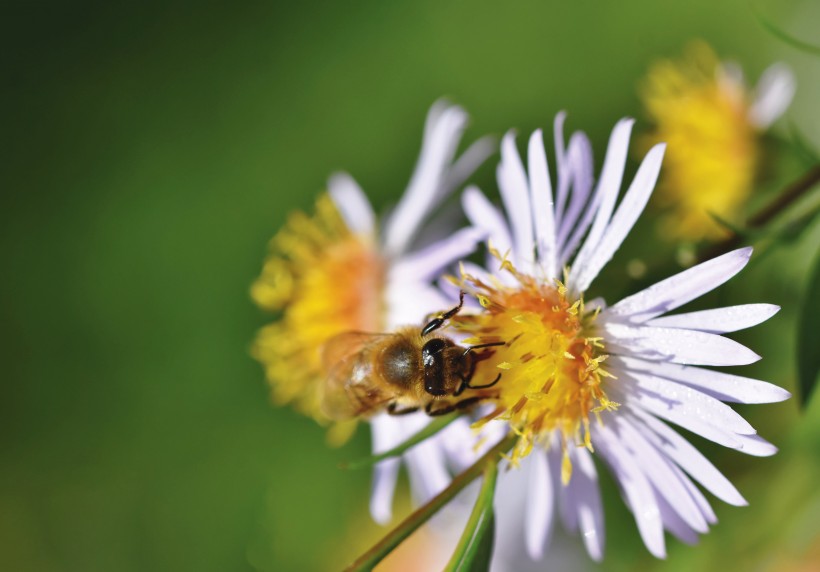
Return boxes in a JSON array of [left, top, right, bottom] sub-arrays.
[[453, 258, 616, 480], [640, 41, 759, 240], [251, 194, 385, 429]]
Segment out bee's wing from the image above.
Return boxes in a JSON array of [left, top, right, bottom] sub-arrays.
[[320, 332, 398, 420]]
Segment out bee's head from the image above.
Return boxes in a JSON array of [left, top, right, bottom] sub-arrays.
[[421, 337, 470, 396]]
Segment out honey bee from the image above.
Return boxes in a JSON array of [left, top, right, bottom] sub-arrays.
[[320, 292, 505, 420]]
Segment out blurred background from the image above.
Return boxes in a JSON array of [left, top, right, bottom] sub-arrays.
[[2, 1, 819, 570]]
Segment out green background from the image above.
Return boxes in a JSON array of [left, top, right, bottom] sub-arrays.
[[2, 1, 818, 570]]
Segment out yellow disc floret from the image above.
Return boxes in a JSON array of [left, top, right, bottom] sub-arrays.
[[640, 41, 759, 241], [251, 194, 385, 424], [452, 255, 616, 479]]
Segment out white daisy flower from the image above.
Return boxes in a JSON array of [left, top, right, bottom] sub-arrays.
[[251, 100, 495, 524], [449, 113, 790, 561]]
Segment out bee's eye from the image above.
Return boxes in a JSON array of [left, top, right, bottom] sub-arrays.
[[422, 338, 449, 396]]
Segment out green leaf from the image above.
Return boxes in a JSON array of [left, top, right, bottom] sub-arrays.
[[444, 462, 498, 572], [340, 414, 457, 470], [797, 251, 820, 407], [754, 8, 820, 56]]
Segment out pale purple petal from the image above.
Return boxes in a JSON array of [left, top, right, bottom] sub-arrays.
[[616, 416, 708, 533], [556, 131, 594, 236], [369, 413, 404, 524], [528, 129, 558, 278], [612, 355, 791, 404], [553, 112, 570, 217], [612, 370, 757, 435], [439, 417, 484, 472], [749, 63, 796, 129], [390, 226, 486, 283], [629, 410, 747, 506], [656, 493, 699, 545], [526, 449, 555, 559], [384, 104, 469, 256], [667, 458, 717, 525], [328, 172, 376, 236], [605, 323, 761, 366], [646, 304, 780, 333], [405, 440, 452, 505], [462, 186, 513, 255], [593, 423, 666, 558], [569, 143, 665, 293], [614, 390, 744, 451], [568, 446, 605, 561], [440, 136, 497, 198], [605, 248, 753, 322], [733, 433, 778, 457], [498, 132, 535, 267], [568, 119, 634, 291], [557, 133, 596, 266]]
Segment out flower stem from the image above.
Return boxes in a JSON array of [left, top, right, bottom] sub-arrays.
[[343, 434, 516, 572], [340, 414, 458, 470], [443, 461, 498, 572], [699, 164, 820, 262]]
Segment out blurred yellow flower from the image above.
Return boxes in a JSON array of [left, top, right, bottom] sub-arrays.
[[251, 194, 385, 426], [640, 41, 794, 240]]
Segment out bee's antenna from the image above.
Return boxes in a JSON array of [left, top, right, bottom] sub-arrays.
[[461, 341, 505, 357], [421, 290, 465, 337]]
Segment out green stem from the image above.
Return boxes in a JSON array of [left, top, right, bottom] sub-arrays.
[[698, 164, 820, 262], [443, 461, 498, 572], [343, 434, 516, 572], [340, 414, 458, 470]]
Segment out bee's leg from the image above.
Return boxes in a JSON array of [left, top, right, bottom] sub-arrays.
[[467, 372, 502, 390], [421, 291, 465, 337], [387, 402, 420, 416], [426, 397, 483, 416]]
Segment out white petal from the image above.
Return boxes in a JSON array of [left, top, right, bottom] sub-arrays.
[[733, 433, 778, 457], [613, 389, 744, 451], [462, 186, 513, 256], [498, 132, 535, 267], [593, 423, 666, 558], [749, 63, 796, 129], [605, 323, 761, 366], [616, 416, 708, 533], [606, 247, 754, 322], [400, 414, 452, 505], [629, 410, 747, 506], [657, 494, 699, 545], [646, 304, 780, 334], [525, 449, 555, 559], [569, 446, 605, 561], [369, 413, 403, 524], [553, 112, 570, 218], [557, 132, 596, 265], [384, 103, 469, 256], [667, 458, 717, 525], [390, 226, 486, 283], [570, 143, 665, 292], [568, 118, 634, 292], [384, 282, 448, 328], [327, 172, 376, 236], [438, 417, 483, 472], [440, 136, 497, 198], [528, 129, 558, 278], [613, 369, 757, 435], [612, 355, 791, 404]]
